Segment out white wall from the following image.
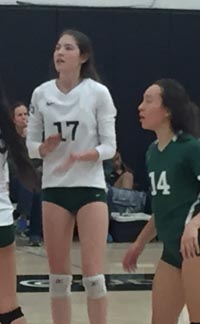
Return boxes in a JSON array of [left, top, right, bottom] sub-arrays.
[[2, 0, 200, 10]]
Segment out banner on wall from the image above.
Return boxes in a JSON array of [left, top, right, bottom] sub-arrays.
[[1, 0, 200, 10]]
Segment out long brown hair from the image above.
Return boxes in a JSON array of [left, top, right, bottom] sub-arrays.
[[0, 81, 37, 190]]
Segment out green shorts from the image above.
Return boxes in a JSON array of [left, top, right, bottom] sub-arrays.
[[42, 187, 107, 213], [0, 224, 15, 248], [161, 237, 200, 269]]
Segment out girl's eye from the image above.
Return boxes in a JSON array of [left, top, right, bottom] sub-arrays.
[[145, 98, 153, 104], [64, 45, 74, 50]]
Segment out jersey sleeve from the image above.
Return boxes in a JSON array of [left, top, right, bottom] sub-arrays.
[[95, 87, 117, 161], [187, 140, 200, 180], [26, 88, 44, 159]]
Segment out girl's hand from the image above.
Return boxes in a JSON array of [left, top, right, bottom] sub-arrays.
[[122, 241, 144, 272], [55, 153, 80, 172], [39, 134, 61, 157], [55, 150, 99, 172], [180, 222, 200, 259]]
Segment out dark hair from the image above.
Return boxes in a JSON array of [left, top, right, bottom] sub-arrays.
[[0, 84, 37, 190], [11, 101, 28, 118], [154, 79, 200, 137], [51, 29, 100, 82]]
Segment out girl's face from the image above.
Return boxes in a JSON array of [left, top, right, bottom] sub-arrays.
[[53, 34, 87, 75], [13, 105, 28, 129], [138, 84, 170, 132]]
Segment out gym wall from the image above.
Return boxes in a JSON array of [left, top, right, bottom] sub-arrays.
[[0, 5, 199, 189]]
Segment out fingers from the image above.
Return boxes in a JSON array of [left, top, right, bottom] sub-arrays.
[[47, 134, 61, 145], [55, 154, 78, 172], [122, 252, 137, 273], [44, 134, 61, 154], [55, 159, 74, 172], [181, 237, 200, 259]]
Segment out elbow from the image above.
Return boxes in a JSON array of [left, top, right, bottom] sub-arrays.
[[26, 141, 42, 159], [108, 144, 116, 160], [102, 142, 116, 160]]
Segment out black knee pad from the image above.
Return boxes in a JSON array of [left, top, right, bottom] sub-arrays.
[[0, 307, 24, 324], [190, 322, 200, 324]]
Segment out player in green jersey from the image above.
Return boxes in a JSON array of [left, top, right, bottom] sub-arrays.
[[123, 79, 200, 324]]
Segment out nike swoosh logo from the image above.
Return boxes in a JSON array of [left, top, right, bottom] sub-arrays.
[[46, 102, 54, 106]]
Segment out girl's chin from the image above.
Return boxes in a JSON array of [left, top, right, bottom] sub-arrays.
[[140, 121, 153, 131]]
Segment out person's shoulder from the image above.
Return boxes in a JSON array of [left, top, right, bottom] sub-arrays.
[[33, 80, 55, 95], [178, 132, 200, 146], [178, 132, 200, 153], [84, 78, 111, 95]]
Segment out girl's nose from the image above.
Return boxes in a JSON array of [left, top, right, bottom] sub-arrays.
[[138, 102, 143, 111]]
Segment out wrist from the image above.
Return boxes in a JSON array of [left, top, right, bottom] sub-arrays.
[[134, 239, 145, 252], [39, 143, 47, 158], [77, 150, 99, 162], [188, 215, 200, 229]]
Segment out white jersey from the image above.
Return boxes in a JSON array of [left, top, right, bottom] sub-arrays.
[[0, 139, 13, 226], [27, 78, 116, 189]]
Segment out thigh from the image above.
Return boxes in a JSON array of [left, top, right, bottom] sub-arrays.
[[42, 201, 75, 273], [182, 256, 200, 322], [152, 260, 185, 324], [76, 202, 108, 275], [0, 243, 17, 312]]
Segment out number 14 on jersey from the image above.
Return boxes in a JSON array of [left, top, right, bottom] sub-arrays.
[[149, 171, 171, 195]]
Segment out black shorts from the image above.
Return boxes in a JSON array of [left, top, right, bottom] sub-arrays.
[[0, 224, 15, 248], [42, 187, 107, 213]]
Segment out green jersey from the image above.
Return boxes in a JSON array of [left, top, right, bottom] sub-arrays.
[[146, 133, 200, 241]]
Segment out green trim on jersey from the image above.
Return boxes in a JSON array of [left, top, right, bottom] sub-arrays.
[[146, 133, 200, 242]]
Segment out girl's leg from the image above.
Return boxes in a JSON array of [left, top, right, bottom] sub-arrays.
[[42, 202, 75, 324], [77, 202, 108, 324], [152, 260, 185, 324], [182, 257, 200, 323], [0, 243, 27, 324]]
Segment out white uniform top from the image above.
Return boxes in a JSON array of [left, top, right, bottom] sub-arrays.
[[27, 78, 117, 189], [0, 140, 13, 226]]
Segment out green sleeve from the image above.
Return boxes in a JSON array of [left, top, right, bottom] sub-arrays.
[[187, 140, 200, 179]]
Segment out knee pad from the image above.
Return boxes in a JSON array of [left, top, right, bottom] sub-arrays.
[[82, 274, 107, 299], [49, 274, 72, 298], [0, 307, 24, 324]]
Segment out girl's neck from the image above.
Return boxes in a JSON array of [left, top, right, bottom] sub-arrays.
[[156, 127, 175, 151], [56, 71, 82, 94], [16, 126, 26, 138]]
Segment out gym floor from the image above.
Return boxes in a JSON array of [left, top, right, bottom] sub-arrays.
[[16, 239, 189, 324]]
